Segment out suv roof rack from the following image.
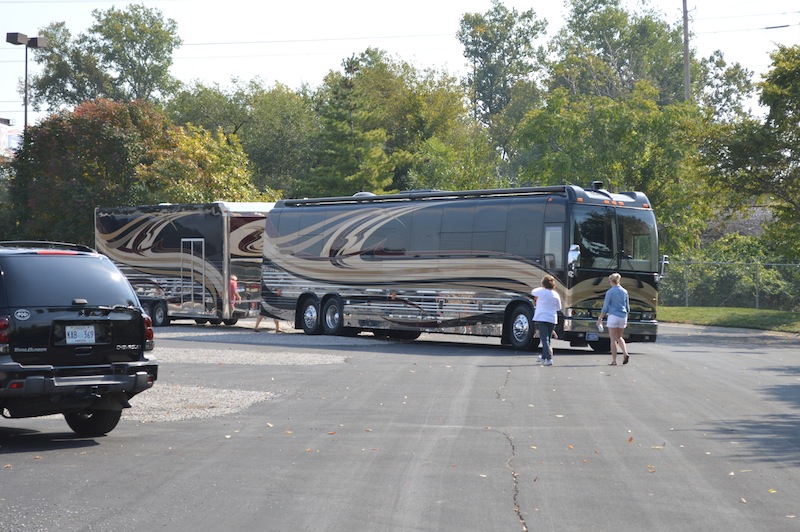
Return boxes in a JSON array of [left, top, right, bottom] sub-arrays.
[[0, 241, 96, 252]]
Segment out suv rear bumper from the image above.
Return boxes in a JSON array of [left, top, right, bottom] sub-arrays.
[[0, 357, 157, 418]]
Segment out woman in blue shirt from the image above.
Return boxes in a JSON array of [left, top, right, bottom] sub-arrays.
[[597, 273, 630, 365]]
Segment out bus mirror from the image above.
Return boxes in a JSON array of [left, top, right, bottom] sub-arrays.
[[659, 255, 669, 279], [567, 245, 580, 277]]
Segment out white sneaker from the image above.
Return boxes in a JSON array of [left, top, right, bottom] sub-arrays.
[[537, 354, 543, 362], [543, 359, 553, 366]]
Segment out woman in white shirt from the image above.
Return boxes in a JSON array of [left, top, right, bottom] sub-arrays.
[[531, 275, 562, 366]]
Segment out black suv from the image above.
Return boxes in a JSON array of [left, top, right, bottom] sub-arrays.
[[0, 241, 157, 436]]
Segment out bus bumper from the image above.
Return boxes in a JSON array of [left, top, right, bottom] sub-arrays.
[[563, 318, 658, 343]]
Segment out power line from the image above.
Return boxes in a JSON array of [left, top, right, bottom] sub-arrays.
[[696, 21, 800, 34], [694, 10, 800, 21], [182, 34, 452, 47], [0, 0, 185, 3]]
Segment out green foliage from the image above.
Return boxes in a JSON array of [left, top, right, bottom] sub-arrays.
[[705, 45, 800, 260], [30, 4, 182, 109], [658, 306, 800, 334], [658, 235, 800, 312], [7, 100, 265, 246], [167, 80, 318, 197], [8, 99, 170, 244], [458, 0, 546, 158], [408, 120, 505, 191], [514, 84, 712, 255], [166, 79, 251, 138], [306, 56, 394, 197], [698, 51, 754, 122], [305, 49, 469, 197], [134, 124, 264, 203], [242, 83, 318, 196], [550, 0, 685, 103], [458, 0, 546, 123], [8, 0, 789, 266]]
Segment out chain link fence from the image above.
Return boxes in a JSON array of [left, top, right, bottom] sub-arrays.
[[659, 260, 800, 311]]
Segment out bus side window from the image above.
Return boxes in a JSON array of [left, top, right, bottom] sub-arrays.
[[506, 199, 545, 259], [543, 225, 563, 271], [409, 204, 443, 255], [472, 199, 508, 255], [440, 200, 476, 256]]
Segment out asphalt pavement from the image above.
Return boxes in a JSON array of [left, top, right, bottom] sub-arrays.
[[1, 321, 798, 531]]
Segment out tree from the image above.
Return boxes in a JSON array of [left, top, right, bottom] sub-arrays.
[[166, 80, 251, 139], [306, 49, 468, 197], [548, 0, 686, 103], [241, 83, 318, 196], [514, 84, 713, 255], [167, 79, 319, 196], [457, 0, 547, 126], [29, 4, 182, 110], [707, 45, 800, 259], [407, 120, 504, 191], [134, 124, 262, 203], [346, 49, 468, 191], [304, 55, 394, 197], [7, 100, 263, 246], [698, 51, 754, 122]]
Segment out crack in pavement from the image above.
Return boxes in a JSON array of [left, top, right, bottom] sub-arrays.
[[494, 367, 528, 531], [504, 430, 528, 532], [496, 369, 512, 400]]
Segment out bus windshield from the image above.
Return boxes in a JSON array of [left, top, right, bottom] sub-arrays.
[[572, 204, 658, 273]]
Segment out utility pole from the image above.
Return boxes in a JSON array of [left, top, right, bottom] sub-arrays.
[[683, 0, 691, 101]]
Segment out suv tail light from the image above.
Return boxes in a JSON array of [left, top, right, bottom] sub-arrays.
[[143, 314, 155, 350], [0, 316, 9, 346]]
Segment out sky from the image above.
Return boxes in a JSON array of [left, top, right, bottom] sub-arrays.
[[1, 0, 798, 130]]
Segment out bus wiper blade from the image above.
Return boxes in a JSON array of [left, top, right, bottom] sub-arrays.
[[619, 251, 644, 288]]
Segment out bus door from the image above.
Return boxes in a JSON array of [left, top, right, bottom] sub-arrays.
[[180, 238, 208, 313], [543, 199, 567, 278]]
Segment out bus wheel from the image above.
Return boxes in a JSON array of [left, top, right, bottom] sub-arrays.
[[151, 301, 169, 327], [589, 339, 611, 353], [322, 298, 344, 335], [223, 318, 238, 326], [509, 306, 535, 350], [301, 300, 323, 335]]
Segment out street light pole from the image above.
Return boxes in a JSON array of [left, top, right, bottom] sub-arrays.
[[6, 32, 49, 135]]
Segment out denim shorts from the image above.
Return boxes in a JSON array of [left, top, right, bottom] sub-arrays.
[[607, 314, 628, 329]]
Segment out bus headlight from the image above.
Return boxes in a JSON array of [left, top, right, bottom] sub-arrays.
[[566, 308, 592, 318]]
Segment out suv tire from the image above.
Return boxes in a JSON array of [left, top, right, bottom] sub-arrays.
[[64, 409, 123, 437]]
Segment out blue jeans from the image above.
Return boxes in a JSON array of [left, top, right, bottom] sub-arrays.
[[537, 322, 555, 360]]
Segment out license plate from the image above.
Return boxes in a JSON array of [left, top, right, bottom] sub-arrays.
[[66, 325, 96, 344], [586, 332, 599, 342]]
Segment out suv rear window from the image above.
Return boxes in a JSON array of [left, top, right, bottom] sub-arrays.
[[1, 254, 139, 307]]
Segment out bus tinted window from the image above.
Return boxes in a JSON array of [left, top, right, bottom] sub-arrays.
[[361, 207, 409, 258], [409, 204, 443, 254], [441, 201, 476, 253], [506, 199, 546, 259], [572, 205, 615, 269], [618, 209, 658, 272]]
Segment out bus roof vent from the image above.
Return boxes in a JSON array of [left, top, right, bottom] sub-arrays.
[[353, 191, 376, 197], [590, 181, 604, 190]]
